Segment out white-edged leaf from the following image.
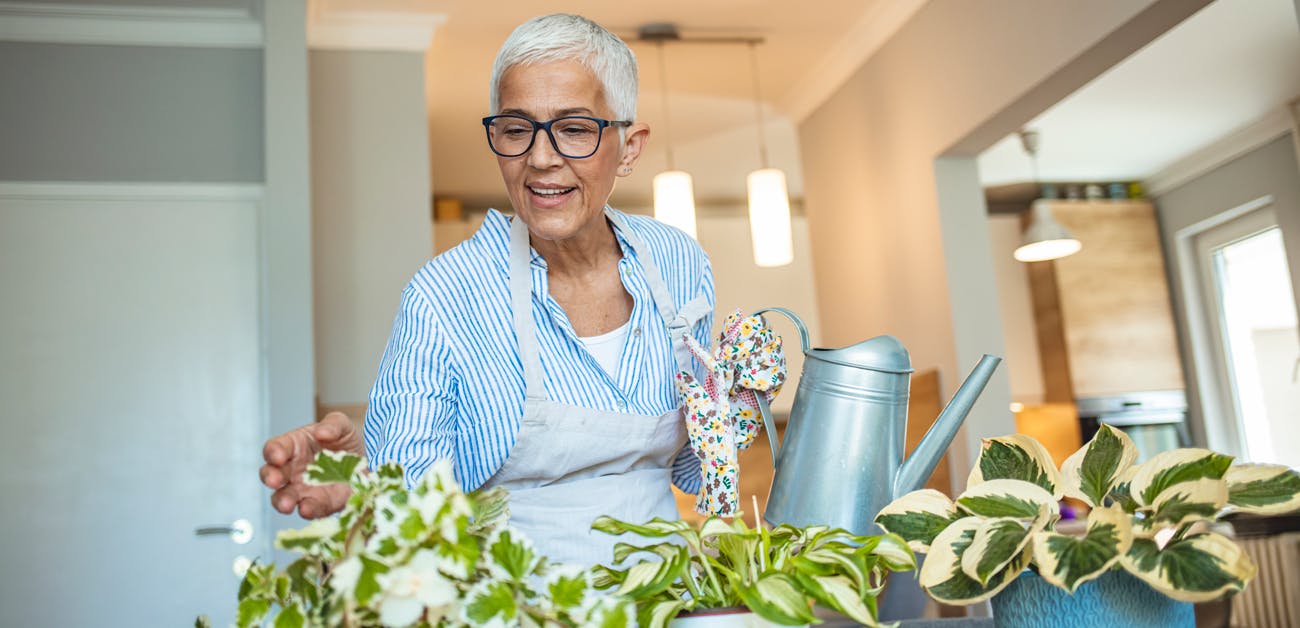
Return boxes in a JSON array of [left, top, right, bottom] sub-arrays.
[[1032, 505, 1132, 592], [1148, 478, 1228, 529], [957, 479, 1060, 520], [735, 572, 817, 626], [273, 517, 341, 554], [960, 518, 1031, 585], [1061, 424, 1138, 507], [639, 599, 687, 628], [870, 533, 918, 572], [811, 574, 879, 627], [1226, 464, 1300, 516], [874, 489, 959, 552], [919, 516, 1029, 605], [1121, 532, 1257, 602], [968, 434, 1062, 497], [303, 450, 365, 486], [1128, 448, 1233, 506]]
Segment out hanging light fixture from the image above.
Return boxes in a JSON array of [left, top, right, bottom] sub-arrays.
[[644, 28, 697, 239], [1014, 129, 1081, 263], [745, 41, 793, 268]]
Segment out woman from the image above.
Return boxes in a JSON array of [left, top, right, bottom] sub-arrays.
[[260, 13, 713, 566]]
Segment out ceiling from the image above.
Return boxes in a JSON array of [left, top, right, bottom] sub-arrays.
[[20, 0, 1296, 207], [976, 0, 1300, 191]]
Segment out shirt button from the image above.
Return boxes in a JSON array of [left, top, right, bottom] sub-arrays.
[[617, 400, 627, 410], [632, 327, 642, 336]]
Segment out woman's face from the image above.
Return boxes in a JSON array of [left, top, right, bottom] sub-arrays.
[[494, 59, 648, 245]]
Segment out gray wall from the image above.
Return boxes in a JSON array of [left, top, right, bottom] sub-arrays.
[[1154, 133, 1300, 446], [0, 42, 262, 182], [310, 49, 432, 407]]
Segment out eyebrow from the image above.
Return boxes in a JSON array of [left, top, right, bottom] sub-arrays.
[[498, 107, 597, 118]]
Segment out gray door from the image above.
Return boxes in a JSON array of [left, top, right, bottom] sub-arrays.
[[0, 186, 268, 626]]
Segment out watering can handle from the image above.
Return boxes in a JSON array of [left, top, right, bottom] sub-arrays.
[[753, 307, 811, 354], [750, 307, 810, 466]]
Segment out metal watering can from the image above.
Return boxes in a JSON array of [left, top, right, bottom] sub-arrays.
[[753, 308, 1002, 535]]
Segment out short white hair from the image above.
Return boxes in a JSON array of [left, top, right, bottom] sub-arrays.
[[489, 14, 638, 121]]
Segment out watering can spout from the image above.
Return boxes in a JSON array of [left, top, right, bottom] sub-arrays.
[[893, 354, 1002, 499]]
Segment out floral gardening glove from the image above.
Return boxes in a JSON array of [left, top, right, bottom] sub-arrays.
[[675, 310, 787, 516]]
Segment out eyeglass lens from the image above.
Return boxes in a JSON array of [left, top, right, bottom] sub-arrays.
[[486, 116, 603, 158]]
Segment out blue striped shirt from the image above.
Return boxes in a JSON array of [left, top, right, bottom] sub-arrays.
[[364, 207, 714, 494]]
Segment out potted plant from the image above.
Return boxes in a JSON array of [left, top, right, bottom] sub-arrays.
[[588, 507, 916, 628], [199, 451, 635, 628], [874, 424, 1300, 627]]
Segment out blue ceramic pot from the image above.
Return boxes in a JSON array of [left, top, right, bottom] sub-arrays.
[[990, 569, 1194, 628]]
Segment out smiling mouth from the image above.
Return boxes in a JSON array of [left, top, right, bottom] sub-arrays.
[[528, 186, 575, 197]]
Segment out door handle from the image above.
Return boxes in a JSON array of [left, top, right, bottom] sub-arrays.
[[195, 518, 254, 545]]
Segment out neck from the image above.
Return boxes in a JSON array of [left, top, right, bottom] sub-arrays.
[[529, 215, 621, 277]]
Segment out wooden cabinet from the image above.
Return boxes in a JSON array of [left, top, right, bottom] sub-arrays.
[[1029, 200, 1185, 400]]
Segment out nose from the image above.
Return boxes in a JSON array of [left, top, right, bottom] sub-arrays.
[[526, 128, 564, 169]]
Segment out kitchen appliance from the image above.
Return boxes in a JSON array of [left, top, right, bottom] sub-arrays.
[[1077, 390, 1190, 464], [752, 308, 1002, 535]]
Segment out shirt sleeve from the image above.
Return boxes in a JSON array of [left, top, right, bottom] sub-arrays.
[[364, 284, 461, 489], [671, 247, 715, 494]]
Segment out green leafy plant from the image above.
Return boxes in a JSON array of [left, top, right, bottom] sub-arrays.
[[588, 511, 916, 627], [875, 424, 1300, 605], [201, 451, 634, 628]]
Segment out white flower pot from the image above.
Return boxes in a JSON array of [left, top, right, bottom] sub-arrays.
[[669, 607, 807, 628]]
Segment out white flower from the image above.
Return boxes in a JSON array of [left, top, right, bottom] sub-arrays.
[[409, 488, 447, 525], [376, 549, 459, 627], [426, 458, 458, 494], [329, 556, 363, 597], [373, 492, 406, 540]]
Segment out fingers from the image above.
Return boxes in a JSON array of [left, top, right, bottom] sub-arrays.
[[259, 464, 286, 489], [263, 434, 293, 466], [271, 485, 300, 515], [299, 484, 351, 519]]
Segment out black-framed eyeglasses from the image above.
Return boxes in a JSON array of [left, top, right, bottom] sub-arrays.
[[481, 115, 631, 159]]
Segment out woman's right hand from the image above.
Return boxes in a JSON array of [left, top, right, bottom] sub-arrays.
[[259, 412, 365, 519]]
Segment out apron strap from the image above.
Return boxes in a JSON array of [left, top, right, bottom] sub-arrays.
[[509, 216, 547, 402], [604, 208, 712, 375]]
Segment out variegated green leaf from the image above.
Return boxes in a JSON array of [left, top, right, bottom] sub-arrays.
[[1226, 464, 1300, 516], [808, 574, 880, 627], [303, 450, 364, 486], [591, 516, 693, 540], [1129, 448, 1233, 506], [875, 489, 959, 552], [919, 516, 1030, 605], [1032, 505, 1132, 592], [271, 603, 304, 628], [1108, 464, 1141, 513], [638, 599, 687, 628], [462, 580, 519, 624], [869, 533, 917, 572], [968, 434, 1062, 497], [1121, 532, 1257, 602], [614, 547, 687, 600], [960, 518, 1031, 585], [735, 572, 817, 626], [957, 479, 1059, 520], [274, 517, 341, 553], [1147, 478, 1228, 529], [1061, 424, 1138, 507]]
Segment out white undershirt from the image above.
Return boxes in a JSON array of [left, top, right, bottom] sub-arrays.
[[578, 320, 631, 380]]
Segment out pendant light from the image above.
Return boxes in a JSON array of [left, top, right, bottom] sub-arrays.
[[648, 34, 697, 238], [745, 41, 793, 267], [1013, 130, 1081, 262]]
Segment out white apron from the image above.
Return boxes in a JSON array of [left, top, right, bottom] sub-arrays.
[[478, 210, 710, 566]]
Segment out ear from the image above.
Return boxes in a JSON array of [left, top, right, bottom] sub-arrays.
[[616, 122, 650, 177]]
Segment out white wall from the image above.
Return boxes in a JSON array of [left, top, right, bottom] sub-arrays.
[[311, 50, 433, 406], [797, 0, 1208, 483], [987, 215, 1045, 403]]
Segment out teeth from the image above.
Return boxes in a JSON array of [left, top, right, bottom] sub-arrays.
[[530, 187, 571, 196]]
